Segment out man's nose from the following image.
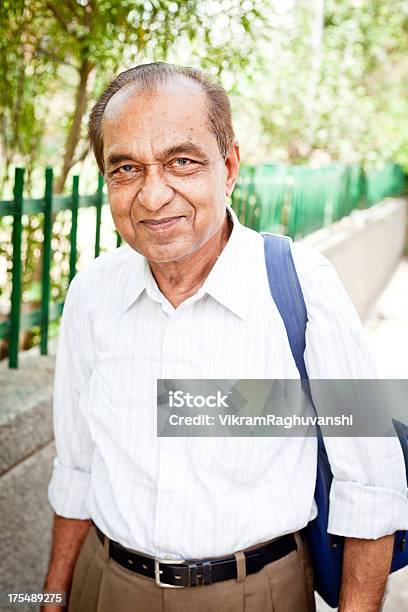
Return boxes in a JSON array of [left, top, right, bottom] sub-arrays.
[[137, 167, 174, 211]]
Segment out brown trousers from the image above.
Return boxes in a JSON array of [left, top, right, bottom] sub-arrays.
[[68, 525, 316, 612]]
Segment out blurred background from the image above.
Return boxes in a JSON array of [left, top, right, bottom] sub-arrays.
[[0, 1, 407, 610]]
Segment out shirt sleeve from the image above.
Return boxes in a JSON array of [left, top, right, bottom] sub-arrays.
[[291, 242, 408, 539], [48, 274, 95, 519]]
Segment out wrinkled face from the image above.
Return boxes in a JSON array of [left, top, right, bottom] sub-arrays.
[[101, 77, 238, 262]]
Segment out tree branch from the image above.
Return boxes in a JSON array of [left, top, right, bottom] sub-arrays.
[[37, 46, 77, 69], [65, 0, 84, 19], [71, 145, 90, 168], [46, 3, 78, 38], [55, 58, 95, 192]]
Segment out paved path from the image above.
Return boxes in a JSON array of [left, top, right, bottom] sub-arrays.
[[316, 259, 408, 611], [365, 259, 408, 379]]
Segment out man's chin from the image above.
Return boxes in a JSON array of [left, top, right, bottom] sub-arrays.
[[142, 244, 194, 264]]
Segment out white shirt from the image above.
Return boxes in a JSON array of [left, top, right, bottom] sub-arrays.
[[48, 204, 408, 559]]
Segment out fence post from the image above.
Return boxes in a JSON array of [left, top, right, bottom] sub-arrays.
[[69, 175, 79, 284], [94, 173, 104, 258], [9, 167, 24, 368], [40, 167, 53, 355], [244, 166, 256, 228]]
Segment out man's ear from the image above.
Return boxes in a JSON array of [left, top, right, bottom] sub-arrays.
[[225, 141, 240, 197]]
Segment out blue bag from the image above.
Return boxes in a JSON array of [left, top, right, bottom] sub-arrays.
[[262, 232, 408, 608]]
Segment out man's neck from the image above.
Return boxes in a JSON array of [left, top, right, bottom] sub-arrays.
[[149, 212, 233, 309]]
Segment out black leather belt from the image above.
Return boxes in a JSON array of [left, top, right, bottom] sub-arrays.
[[93, 522, 299, 587]]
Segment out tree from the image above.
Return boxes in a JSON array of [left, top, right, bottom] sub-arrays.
[[233, 0, 408, 169], [0, 0, 56, 190], [0, 0, 270, 355], [0, 0, 270, 193]]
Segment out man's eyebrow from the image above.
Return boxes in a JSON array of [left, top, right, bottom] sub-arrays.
[[160, 143, 209, 160], [106, 153, 136, 168]]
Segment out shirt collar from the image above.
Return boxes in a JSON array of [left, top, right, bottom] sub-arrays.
[[122, 250, 149, 312], [122, 204, 257, 319], [199, 205, 254, 319]]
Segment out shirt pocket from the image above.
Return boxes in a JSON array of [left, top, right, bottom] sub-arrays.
[[84, 358, 156, 452]]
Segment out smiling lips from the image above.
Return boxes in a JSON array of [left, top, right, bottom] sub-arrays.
[[141, 216, 184, 230]]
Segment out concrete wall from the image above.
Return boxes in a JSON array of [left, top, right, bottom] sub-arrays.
[[302, 198, 407, 320], [0, 197, 406, 611]]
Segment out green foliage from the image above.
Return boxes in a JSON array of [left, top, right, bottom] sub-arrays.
[[0, 0, 269, 357], [0, 0, 269, 194], [2, 0, 406, 178], [239, 0, 408, 170], [0, 0, 54, 187]]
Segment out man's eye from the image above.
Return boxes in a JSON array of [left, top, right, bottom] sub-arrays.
[[119, 164, 135, 173], [174, 158, 192, 167]]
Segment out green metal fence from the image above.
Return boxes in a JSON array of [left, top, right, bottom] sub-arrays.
[[365, 163, 406, 206], [231, 162, 406, 238], [0, 168, 121, 368], [0, 162, 406, 368]]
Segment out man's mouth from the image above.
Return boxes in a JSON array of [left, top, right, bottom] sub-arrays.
[[141, 216, 184, 230]]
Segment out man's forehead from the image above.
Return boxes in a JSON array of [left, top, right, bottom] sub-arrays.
[[103, 75, 207, 124], [101, 76, 218, 160]]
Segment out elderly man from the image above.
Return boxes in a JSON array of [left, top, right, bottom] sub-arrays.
[[43, 63, 407, 612]]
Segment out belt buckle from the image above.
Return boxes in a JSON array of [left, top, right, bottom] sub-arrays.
[[154, 557, 186, 588]]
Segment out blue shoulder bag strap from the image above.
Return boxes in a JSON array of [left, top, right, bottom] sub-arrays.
[[262, 233, 343, 608], [262, 233, 408, 609]]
